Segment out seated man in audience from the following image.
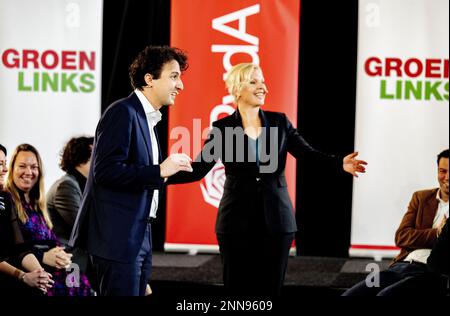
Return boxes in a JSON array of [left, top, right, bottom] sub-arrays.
[[343, 149, 449, 296], [383, 218, 450, 296]]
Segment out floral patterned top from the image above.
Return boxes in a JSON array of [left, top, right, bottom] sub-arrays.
[[18, 199, 91, 296]]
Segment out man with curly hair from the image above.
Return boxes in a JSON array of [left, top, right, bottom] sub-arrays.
[[69, 46, 193, 296]]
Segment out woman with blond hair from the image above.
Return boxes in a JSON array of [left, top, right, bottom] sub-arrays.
[[5, 143, 91, 296], [1, 143, 54, 295], [168, 63, 367, 296]]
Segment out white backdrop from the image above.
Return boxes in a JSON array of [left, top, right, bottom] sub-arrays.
[[0, 0, 102, 190], [351, 0, 449, 259]]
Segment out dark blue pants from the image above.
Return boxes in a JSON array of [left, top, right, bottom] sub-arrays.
[[343, 261, 447, 296], [90, 224, 152, 296]]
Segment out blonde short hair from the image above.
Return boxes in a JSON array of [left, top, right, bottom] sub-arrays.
[[225, 63, 261, 103]]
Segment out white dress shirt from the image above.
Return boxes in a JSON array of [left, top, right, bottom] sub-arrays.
[[135, 89, 162, 219]]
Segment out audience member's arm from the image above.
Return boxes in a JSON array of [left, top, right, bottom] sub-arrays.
[[22, 253, 54, 290], [21, 253, 45, 271], [0, 258, 53, 291], [395, 191, 438, 249]]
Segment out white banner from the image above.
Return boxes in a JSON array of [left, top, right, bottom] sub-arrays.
[[352, 0, 449, 259], [0, 0, 102, 189]]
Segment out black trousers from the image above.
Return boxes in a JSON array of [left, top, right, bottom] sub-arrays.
[[217, 231, 294, 297]]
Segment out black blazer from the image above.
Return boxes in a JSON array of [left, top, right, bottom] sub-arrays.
[[0, 192, 30, 263], [69, 93, 164, 263], [168, 109, 341, 235]]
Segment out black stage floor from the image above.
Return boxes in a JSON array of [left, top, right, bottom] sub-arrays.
[[150, 252, 392, 297], [19, 254, 427, 315]]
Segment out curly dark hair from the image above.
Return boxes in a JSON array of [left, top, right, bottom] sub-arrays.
[[59, 137, 94, 173], [129, 45, 188, 90]]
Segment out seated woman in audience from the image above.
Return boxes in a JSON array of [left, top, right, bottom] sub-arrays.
[[5, 143, 91, 296], [0, 143, 53, 295], [47, 136, 93, 244], [46, 137, 94, 285], [47, 137, 94, 272]]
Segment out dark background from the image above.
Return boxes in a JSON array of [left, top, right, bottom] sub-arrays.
[[101, 0, 359, 257]]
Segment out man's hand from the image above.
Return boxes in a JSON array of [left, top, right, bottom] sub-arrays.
[[343, 152, 367, 177], [437, 216, 447, 237], [160, 153, 193, 178]]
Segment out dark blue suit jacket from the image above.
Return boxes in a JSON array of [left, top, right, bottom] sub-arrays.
[[69, 92, 163, 263]]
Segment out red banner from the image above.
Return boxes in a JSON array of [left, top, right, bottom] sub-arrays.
[[167, 0, 300, 251]]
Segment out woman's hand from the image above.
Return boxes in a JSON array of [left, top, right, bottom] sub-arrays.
[[343, 152, 367, 177], [43, 246, 73, 269], [22, 268, 54, 293]]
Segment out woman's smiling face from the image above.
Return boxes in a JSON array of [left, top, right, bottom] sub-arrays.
[[13, 151, 39, 193]]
